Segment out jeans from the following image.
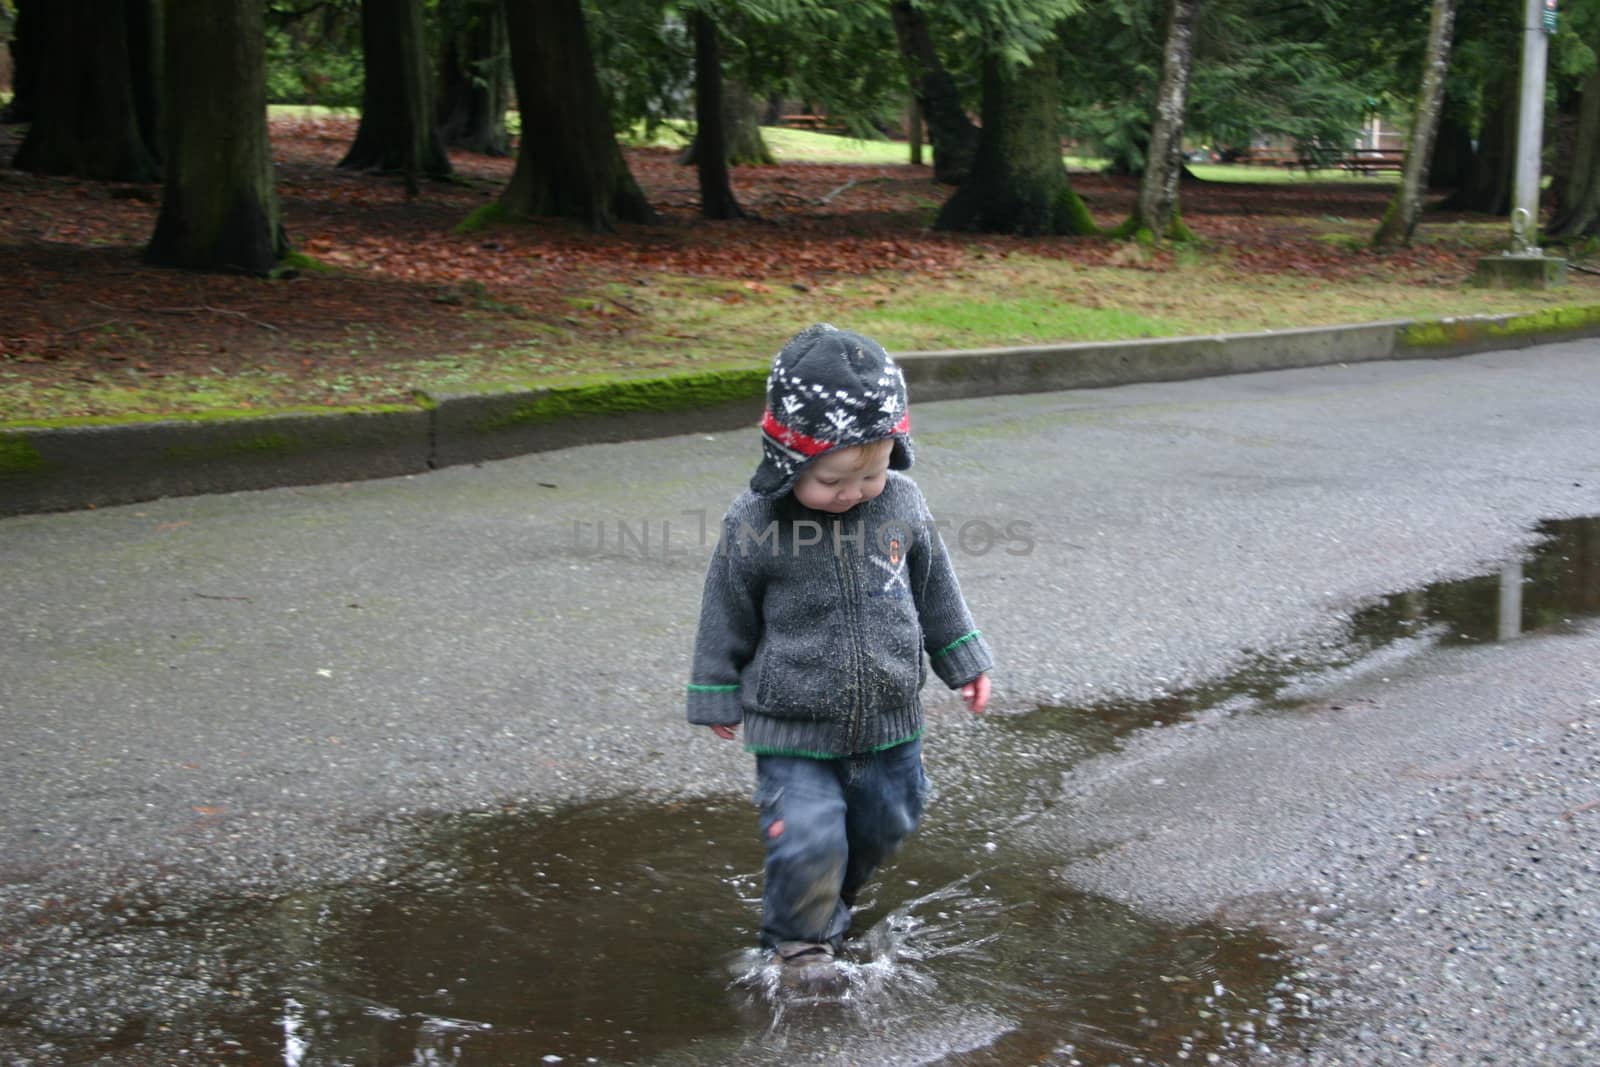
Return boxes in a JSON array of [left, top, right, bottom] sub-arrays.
[[754, 737, 929, 957]]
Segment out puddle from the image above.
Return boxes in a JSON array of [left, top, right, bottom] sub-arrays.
[[11, 517, 1596, 1065], [1011, 514, 1600, 740], [173, 801, 1306, 1066]]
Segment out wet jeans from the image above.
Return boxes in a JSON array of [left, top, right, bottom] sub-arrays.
[[754, 737, 928, 956]]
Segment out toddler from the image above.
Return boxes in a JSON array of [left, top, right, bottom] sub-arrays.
[[687, 323, 992, 986]]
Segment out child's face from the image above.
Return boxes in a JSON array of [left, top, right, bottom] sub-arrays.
[[792, 439, 895, 513]]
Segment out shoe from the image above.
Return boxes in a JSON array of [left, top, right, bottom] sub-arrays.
[[777, 948, 848, 997]]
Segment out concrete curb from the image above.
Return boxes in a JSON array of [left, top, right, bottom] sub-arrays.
[[5, 306, 1600, 517]]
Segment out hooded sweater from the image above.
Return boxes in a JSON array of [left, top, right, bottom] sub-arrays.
[[686, 471, 993, 757]]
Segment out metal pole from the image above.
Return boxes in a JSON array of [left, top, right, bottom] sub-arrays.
[[1511, 0, 1552, 252]]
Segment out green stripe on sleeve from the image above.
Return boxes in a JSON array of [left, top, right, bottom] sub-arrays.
[[931, 630, 981, 659]]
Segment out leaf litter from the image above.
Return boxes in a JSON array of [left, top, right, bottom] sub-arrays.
[[1, 116, 1592, 421]]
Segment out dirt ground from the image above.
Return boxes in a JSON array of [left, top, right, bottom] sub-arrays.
[[0, 117, 1549, 419]]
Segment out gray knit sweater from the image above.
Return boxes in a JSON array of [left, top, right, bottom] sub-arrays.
[[686, 471, 993, 757]]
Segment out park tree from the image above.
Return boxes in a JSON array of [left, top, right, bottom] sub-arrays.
[[436, 0, 511, 155], [673, 7, 774, 167], [889, 1, 979, 183], [499, 0, 655, 228], [340, 0, 452, 180], [1545, 0, 1600, 236], [932, 2, 1095, 235], [1128, 0, 1202, 242], [935, 39, 1094, 235], [1373, 0, 1456, 248], [12, 0, 159, 181], [1440, 66, 1514, 211], [1436, 3, 1521, 213], [689, 7, 744, 218], [1428, 90, 1477, 188], [146, 0, 286, 275]]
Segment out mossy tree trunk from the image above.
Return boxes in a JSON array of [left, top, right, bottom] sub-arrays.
[[340, 0, 451, 179], [934, 44, 1094, 236], [1548, 69, 1600, 238], [1129, 0, 1200, 243], [3, 0, 36, 123], [499, 0, 654, 229], [890, 0, 977, 184], [723, 86, 774, 165], [1373, 0, 1455, 249], [689, 9, 742, 219], [436, 0, 510, 156], [145, 0, 284, 275], [13, 0, 158, 181], [681, 84, 774, 166], [1440, 65, 1515, 213]]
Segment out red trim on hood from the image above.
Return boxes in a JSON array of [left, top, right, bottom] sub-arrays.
[[760, 409, 910, 457]]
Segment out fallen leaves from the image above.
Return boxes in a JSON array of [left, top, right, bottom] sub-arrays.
[[0, 115, 1516, 420]]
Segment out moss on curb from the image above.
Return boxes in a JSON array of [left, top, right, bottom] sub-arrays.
[[0, 403, 421, 432], [161, 433, 306, 463], [462, 367, 767, 434], [0, 434, 47, 476], [1487, 304, 1600, 337], [1400, 304, 1600, 349]]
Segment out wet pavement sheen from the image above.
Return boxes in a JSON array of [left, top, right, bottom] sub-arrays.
[[8, 516, 1597, 1065], [204, 801, 1308, 1066]]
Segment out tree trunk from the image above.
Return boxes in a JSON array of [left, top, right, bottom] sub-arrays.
[[934, 46, 1094, 235], [1548, 69, 1600, 238], [12, 0, 158, 181], [679, 83, 775, 166], [889, 0, 978, 184], [1428, 108, 1474, 189], [499, 0, 654, 229], [4, 0, 38, 123], [437, 0, 510, 156], [1547, 78, 1585, 217], [340, 0, 451, 179], [1440, 67, 1515, 213], [908, 98, 924, 166], [126, 0, 161, 165], [1130, 0, 1200, 243], [146, 0, 285, 275], [689, 10, 742, 219], [1373, 0, 1455, 248]]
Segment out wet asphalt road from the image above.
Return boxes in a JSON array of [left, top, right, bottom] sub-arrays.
[[2, 341, 1599, 1064]]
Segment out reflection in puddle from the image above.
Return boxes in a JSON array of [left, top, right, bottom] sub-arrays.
[[1014, 515, 1600, 739], [217, 801, 1306, 1066]]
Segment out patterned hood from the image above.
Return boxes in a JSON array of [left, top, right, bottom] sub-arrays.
[[750, 323, 915, 496]]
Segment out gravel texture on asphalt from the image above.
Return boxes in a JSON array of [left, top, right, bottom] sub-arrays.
[[1039, 622, 1600, 1066]]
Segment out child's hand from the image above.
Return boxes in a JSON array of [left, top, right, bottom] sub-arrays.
[[710, 724, 739, 740], [961, 673, 991, 714]]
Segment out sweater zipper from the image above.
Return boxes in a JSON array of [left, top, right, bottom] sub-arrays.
[[834, 515, 866, 752]]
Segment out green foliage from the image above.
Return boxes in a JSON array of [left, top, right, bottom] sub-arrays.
[[1186, 1, 1385, 158], [586, 1, 692, 139], [586, 1, 907, 142], [1058, 0, 1163, 172], [919, 0, 1085, 68], [265, 2, 364, 107]]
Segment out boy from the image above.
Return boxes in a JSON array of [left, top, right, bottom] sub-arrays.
[[686, 323, 992, 988]]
